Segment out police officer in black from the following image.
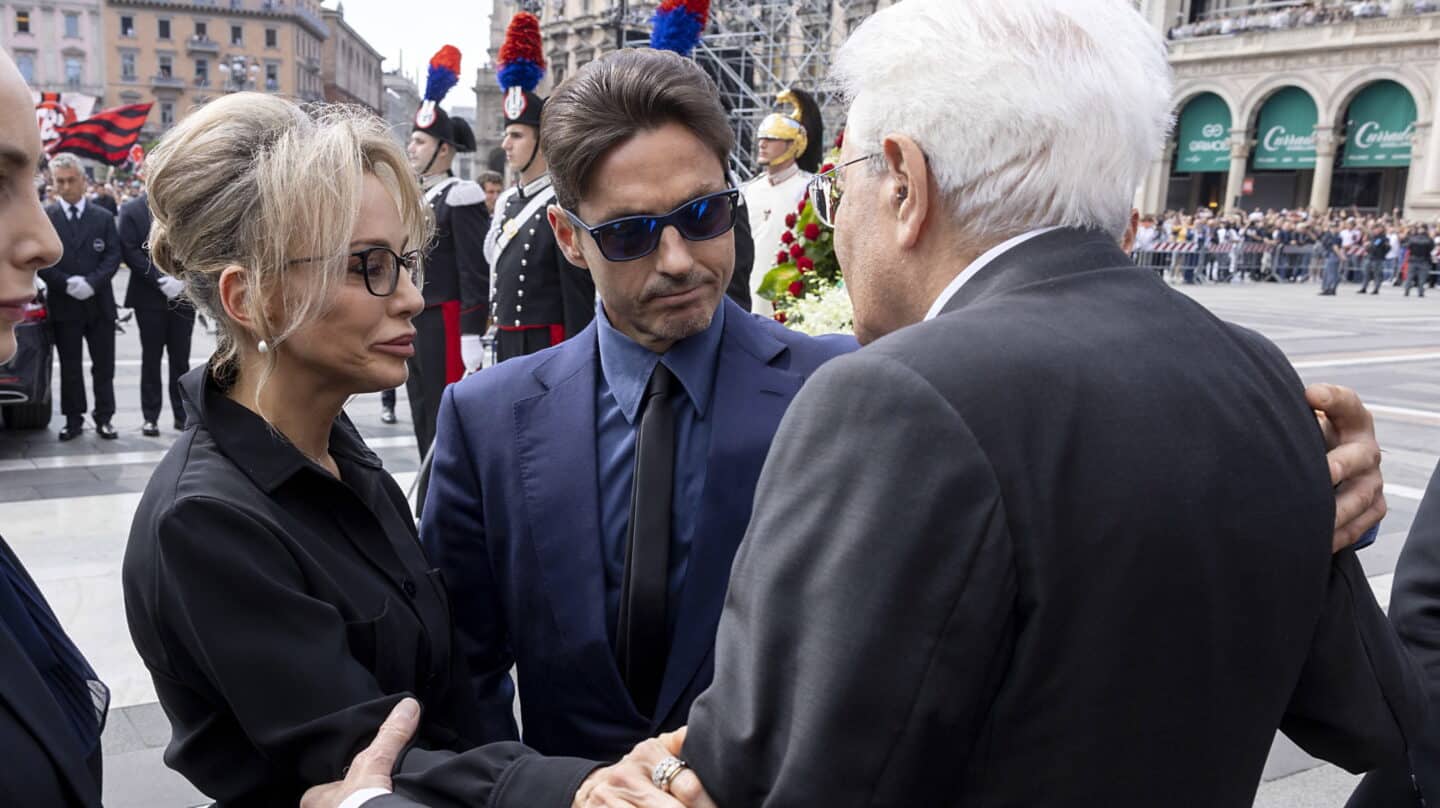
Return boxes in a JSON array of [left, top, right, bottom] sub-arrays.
[[119, 188, 195, 436], [404, 88, 490, 460], [484, 85, 596, 362], [41, 154, 121, 441]]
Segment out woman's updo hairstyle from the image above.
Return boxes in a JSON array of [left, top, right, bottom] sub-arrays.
[[144, 92, 429, 387]]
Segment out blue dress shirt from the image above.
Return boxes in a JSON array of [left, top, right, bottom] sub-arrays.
[[595, 300, 725, 645]]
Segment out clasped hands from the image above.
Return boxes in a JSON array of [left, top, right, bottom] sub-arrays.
[[301, 700, 716, 808]]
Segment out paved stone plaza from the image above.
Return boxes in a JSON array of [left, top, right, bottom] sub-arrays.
[[0, 270, 1433, 806]]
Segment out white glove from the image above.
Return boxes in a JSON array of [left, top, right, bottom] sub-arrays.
[[158, 275, 186, 300], [66, 276, 96, 301], [460, 334, 484, 372]]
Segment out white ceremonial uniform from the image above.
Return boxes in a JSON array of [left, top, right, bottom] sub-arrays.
[[742, 163, 813, 317]]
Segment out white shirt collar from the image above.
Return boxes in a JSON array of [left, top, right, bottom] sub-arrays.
[[767, 163, 801, 186], [923, 227, 1060, 321]]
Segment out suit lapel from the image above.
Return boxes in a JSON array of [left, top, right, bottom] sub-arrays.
[[0, 614, 97, 807], [652, 308, 804, 726], [513, 326, 630, 704]]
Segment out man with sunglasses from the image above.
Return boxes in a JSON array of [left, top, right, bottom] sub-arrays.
[[420, 48, 856, 764]]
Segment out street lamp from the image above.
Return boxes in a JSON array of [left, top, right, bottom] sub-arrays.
[[217, 55, 260, 92]]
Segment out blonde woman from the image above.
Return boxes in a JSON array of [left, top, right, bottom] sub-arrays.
[[120, 94, 684, 808]]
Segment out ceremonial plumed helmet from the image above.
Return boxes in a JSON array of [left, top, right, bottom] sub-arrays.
[[413, 45, 477, 152], [497, 12, 546, 129], [758, 88, 824, 171]]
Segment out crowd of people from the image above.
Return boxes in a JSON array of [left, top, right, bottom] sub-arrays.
[[1167, 0, 1416, 41], [1131, 206, 1439, 294], [1, 0, 1438, 807]]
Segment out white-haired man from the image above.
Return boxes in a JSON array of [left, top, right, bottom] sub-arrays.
[[675, 0, 1422, 805]]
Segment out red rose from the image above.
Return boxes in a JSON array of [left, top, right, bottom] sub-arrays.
[[798, 199, 809, 214], [788, 280, 805, 298], [797, 256, 814, 273], [784, 213, 798, 228], [803, 223, 821, 241], [780, 230, 795, 245], [789, 243, 805, 259], [776, 250, 789, 265], [775, 311, 788, 323], [820, 163, 835, 174]]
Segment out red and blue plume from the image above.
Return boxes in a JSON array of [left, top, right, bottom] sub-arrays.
[[424, 45, 462, 103], [497, 12, 546, 92], [650, 0, 709, 56]]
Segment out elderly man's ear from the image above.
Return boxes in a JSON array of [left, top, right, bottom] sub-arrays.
[[1121, 209, 1140, 253]]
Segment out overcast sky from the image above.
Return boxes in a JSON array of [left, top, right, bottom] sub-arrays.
[[324, 0, 494, 111]]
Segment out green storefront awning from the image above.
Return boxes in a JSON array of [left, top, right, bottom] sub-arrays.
[[1175, 93, 1231, 173], [1253, 87, 1317, 170], [1343, 80, 1416, 168]]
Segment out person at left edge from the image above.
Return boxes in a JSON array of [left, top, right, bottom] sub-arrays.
[[0, 47, 109, 807], [404, 45, 490, 463], [119, 184, 196, 436], [42, 152, 122, 441]]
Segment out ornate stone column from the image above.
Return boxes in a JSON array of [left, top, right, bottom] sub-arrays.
[[1223, 131, 1253, 213], [1309, 129, 1339, 213]]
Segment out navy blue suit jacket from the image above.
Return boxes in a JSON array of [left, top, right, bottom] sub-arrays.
[[421, 297, 855, 762]]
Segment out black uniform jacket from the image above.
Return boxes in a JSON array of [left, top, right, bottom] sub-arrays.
[[0, 537, 104, 807], [123, 367, 595, 808], [423, 177, 491, 335], [40, 201, 121, 323]]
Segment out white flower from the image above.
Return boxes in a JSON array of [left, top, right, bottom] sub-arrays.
[[785, 281, 854, 336]]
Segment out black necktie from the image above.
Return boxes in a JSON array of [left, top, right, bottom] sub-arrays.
[[68, 205, 79, 223], [616, 361, 677, 717]]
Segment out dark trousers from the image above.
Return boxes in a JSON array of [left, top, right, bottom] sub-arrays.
[[1360, 258, 1385, 292], [381, 388, 396, 409], [1322, 257, 1341, 293], [497, 326, 560, 363], [1406, 264, 1431, 296], [135, 307, 195, 424], [404, 305, 456, 461], [53, 315, 116, 428]]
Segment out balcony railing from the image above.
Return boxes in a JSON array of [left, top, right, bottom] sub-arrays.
[[187, 36, 220, 54], [151, 73, 185, 90]]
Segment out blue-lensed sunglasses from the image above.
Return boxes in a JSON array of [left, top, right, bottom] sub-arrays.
[[563, 188, 741, 263]]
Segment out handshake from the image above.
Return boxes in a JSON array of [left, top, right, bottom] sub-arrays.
[[301, 699, 718, 808]]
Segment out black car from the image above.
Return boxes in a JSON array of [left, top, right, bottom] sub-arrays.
[[0, 290, 53, 430]]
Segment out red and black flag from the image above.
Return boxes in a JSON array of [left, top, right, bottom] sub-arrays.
[[46, 103, 152, 165]]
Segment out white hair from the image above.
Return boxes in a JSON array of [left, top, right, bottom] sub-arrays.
[[49, 153, 83, 173], [833, 0, 1174, 241]]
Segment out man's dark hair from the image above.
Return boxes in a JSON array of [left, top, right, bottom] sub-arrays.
[[542, 48, 734, 211], [478, 170, 504, 187]]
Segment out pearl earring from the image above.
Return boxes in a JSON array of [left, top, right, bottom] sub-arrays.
[[257, 340, 270, 354]]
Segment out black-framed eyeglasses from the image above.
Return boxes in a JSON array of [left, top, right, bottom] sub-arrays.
[[562, 188, 741, 263], [808, 154, 876, 228], [290, 246, 421, 297]]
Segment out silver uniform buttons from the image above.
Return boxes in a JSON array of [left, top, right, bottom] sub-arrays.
[[522, 259, 528, 266], [529, 228, 535, 235], [517, 290, 525, 298], [524, 243, 531, 251], [517, 304, 524, 312], [514, 319, 521, 326], [519, 274, 526, 282]]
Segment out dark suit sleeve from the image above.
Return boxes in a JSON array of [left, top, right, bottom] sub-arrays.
[[145, 496, 583, 806], [1280, 547, 1428, 775], [453, 204, 490, 335], [558, 249, 596, 338], [1347, 462, 1440, 806], [38, 210, 66, 290], [117, 203, 159, 286], [683, 352, 1019, 806], [726, 195, 754, 312], [419, 386, 523, 743], [86, 213, 122, 290]]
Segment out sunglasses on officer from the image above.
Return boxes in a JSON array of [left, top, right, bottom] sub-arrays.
[[289, 245, 420, 297], [561, 188, 741, 263]]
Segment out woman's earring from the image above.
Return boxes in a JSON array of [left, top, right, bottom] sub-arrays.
[[257, 340, 270, 355]]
